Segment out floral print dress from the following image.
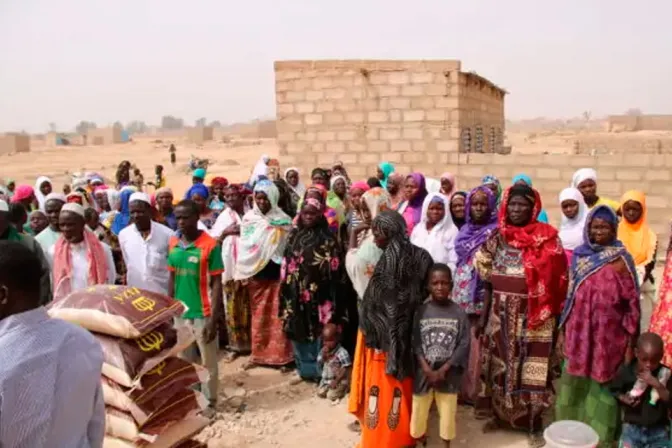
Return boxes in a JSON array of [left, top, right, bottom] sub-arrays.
[[279, 222, 343, 343]]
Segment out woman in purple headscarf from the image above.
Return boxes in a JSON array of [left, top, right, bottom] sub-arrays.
[[451, 185, 498, 404], [399, 173, 428, 235]]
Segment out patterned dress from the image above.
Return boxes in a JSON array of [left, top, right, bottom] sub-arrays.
[[474, 233, 558, 431]]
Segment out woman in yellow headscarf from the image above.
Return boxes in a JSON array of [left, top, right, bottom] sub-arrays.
[[617, 190, 658, 330]]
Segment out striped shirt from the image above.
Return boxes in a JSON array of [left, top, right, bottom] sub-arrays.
[[0, 307, 105, 447]]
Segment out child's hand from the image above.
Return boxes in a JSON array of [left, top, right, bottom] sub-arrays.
[[638, 369, 660, 388], [618, 394, 640, 407]]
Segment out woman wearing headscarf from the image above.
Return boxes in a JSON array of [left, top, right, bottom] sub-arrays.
[[452, 186, 498, 404], [34, 177, 52, 212], [327, 175, 347, 224], [310, 168, 330, 188], [474, 184, 568, 446], [556, 205, 639, 446], [296, 185, 340, 234], [385, 172, 405, 211], [350, 211, 433, 448], [399, 173, 428, 235], [331, 162, 352, 186], [92, 186, 110, 214], [512, 174, 549, 223], [481, 174, 502, 206], [449, 191, 467, 230], [345, 187, 391, 433], [558, 187, 588, 262], [185, 183, 218, 230], [651, 223, 672, 367], [346, 181, 370, 244], [618, 190, 658, 330], [439, 172, 457, 199], [280, 198, 343, 382], [210, 184, 251, 360], [115, 160, 131, 188], [208, 176, 229, 213], [571, 168, 619, 211], [11, 185, 36, 211], [410, 192, 458, 270], [376, 161, 395, 189], [154, 187, 177, 230], [284, 167, 306, 212], [235, 180, 293, 370], [249, 154, 270, 186], [109, 188, 134, 236]]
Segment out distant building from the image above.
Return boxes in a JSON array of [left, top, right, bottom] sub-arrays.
[[0, 133, 30, 155], [187, 126, 214, 144], [87, 127, 123, 145]]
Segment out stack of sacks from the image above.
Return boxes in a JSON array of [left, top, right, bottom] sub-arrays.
[[49, 285, 211, 448]]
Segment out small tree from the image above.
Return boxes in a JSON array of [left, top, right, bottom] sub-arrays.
[[625, 108, 642, 116], [75, 121, 97, 134], [126, 120, 148, 134], [48, 122, 57, 132], [113, 121, 124, 130], [208, 120, 221, 128], [195, 117, 207, 127], [161, 115, 184, 129]]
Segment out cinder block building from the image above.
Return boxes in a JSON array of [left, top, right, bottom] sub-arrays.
[[0, 133, 30, 155], [87, 127, 123, 145], [187, 127, 214, 144], [274, 59, 506, 178]]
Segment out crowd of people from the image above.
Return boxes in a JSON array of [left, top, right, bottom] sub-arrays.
[[1, 156, 671, 448]]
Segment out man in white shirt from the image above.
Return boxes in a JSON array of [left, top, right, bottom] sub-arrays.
[[0, 240, 105, 447], [35, 192, 66, 256], [49, 203, 117, 300], [119, 192, 172, 295]]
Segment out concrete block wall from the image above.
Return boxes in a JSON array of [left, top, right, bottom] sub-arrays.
[[276, 60, 507, 179], [576, 134, 672, 154], [0, 134, 30, 154], [187, 126, 214, 144], [458, 73, 506, 153], [87, 127, 122, 145], [608, 114, 672, 132]]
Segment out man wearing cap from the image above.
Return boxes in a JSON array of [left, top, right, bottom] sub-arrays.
[[35, 192, 67, 254], [119, 192, 173, 295], [49, 203, 116, 301], [0, 199, 52, 304]]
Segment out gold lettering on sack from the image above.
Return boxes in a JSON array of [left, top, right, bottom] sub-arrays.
[[146, 361, 166, 376], [136, 331, 164, 352], [111, 287, 141, 304], [132, 296, 156, 312]]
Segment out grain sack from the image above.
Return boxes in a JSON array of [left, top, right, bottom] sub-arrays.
[[97, 323, 195, 387], [105, 408, 155, 443], [141, 416, 210, 448], [140, 389, 208, 438], [173, 439, 208, 448], [103, 437, 135, 448], [102, 357, 208, 425], [49, 285, 185, 338]]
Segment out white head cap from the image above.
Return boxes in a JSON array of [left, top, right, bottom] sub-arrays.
[[60, 203, 85, 218], [129, 192, 151, 205], [45, 192, 67, 203], [0, 200, 8, 212]]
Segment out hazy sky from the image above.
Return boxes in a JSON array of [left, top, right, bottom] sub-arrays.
[[1, 0, 670, 132]]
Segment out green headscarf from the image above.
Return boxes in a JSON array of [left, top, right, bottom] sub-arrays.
[[378, 162, 395, 188]]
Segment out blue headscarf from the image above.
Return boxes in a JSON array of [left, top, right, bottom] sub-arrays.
[[111, 189, 134, 235], [184, 183, 210, 201], [559, 205, 639, 326], [511, 174, 549, 223]]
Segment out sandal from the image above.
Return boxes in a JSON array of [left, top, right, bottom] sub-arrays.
[[527, 432, 546, 448]]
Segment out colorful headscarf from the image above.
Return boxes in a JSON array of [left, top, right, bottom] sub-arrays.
[[110, 189, 134, 235], [11, 185, 34, 204], [481, 174, 502, 204], [560, 205, 638, 326], [618, 190, 657, 266], [511, 174, 549, 223], [345, 187, 391, 299], [449, 191, 468, 229], [211, 177, 228, 188], [439, 172, 457, 197], [378, 162, 395, 188], [349, 181, 370, 194], [234, 180, 292, 280], [558, 187, 588, 251], [498, 185, 568, 328], [400, 172, 428, 234], [184, 183, 210, 201], [455, 186, 498, 266]]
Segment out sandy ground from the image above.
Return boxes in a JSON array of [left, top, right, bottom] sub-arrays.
[[196, 355, 529, 448]]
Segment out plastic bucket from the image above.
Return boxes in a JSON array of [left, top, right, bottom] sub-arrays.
[[543, 420, 599, 448]]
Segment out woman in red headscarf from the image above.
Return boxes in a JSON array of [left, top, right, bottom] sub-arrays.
[[473, 184, 568, 446], [295, 184, 339, 234], [209, 176, 229, 213]]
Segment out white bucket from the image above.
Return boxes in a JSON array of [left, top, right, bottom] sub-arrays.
[[543, 420, 599, 448]]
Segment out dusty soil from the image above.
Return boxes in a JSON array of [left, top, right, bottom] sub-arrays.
[[195, 356, 529, 448]]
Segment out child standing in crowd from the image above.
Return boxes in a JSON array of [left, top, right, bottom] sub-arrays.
[[609, 332, 672, 448], [317, 323, 351, 401], [411, 263, 470, 447]]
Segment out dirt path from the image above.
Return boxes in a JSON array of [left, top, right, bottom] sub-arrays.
[[195, 356, 529, 447]]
